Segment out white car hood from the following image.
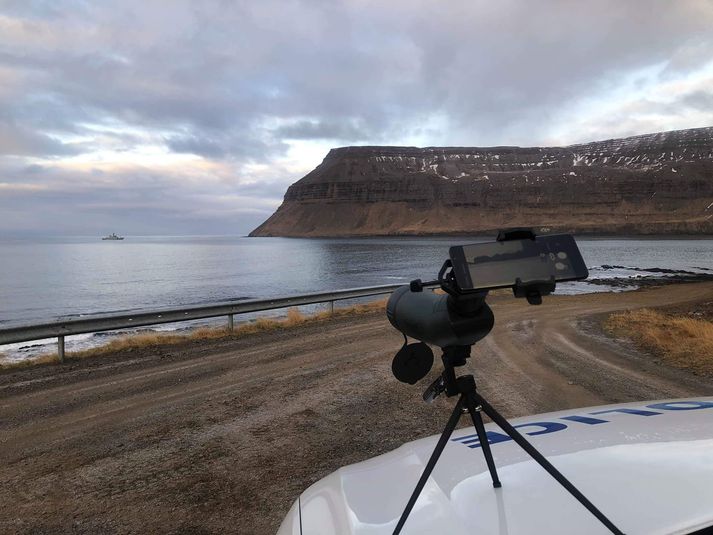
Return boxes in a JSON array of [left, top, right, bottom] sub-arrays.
[[279, 397, 713, 535]]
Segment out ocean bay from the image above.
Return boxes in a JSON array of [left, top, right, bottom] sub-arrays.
[[1, 235, 712, 359]]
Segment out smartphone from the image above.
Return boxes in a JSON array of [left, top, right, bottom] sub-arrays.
[[449, 234, 588, 291]]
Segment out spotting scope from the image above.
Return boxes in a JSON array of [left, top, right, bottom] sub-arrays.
[[386, 284, 493, 348]]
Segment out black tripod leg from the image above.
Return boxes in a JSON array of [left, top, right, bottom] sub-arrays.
[[393, 395, 465, 535], [473, 392, 625, 535], [464, 391, 501, 488]]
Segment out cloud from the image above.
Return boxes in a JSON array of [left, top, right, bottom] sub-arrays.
[[274, 119, 371, 141], [165, 135, 231, 159], [1, 0, 713, 234], [0, 121, 80, 156], [165, 132, 287, 160], [682, 90, 713, 111]]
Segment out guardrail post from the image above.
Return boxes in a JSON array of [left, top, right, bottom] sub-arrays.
[[228, 314, 234, 331], [329, 301, 334, 315], [58, 336, 65, 363]]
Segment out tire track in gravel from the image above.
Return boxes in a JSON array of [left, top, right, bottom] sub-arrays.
[[0, 322, 395, 454]]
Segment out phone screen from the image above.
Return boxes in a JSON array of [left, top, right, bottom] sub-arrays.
[[449, 234, 588, 291]]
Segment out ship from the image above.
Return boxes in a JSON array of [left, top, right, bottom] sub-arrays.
[[101, 233, 124, 241]]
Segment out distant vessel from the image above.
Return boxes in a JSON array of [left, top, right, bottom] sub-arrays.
[[102, 233, 124, 241]]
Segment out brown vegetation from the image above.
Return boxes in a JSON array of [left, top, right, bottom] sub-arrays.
[[0, 300, 388, 371], [0, 352, 58, 370], [605, 308, 713, 376]]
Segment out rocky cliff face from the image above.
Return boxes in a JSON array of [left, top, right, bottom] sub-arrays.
[[250, 127, 713, 237]]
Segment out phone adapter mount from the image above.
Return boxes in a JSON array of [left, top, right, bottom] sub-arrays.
[[497, 228, 556, 305], [389, 229, 624, 535]]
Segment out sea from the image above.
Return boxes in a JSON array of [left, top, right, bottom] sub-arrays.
[[1, 235, 712, 362]]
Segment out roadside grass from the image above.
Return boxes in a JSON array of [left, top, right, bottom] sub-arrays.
[[0, 352, 58, 370], [0, 299, 388, 371], [605, 308, 713, 376]]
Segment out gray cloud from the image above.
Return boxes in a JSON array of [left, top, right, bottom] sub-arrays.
[[682, 90, 713, 111], [165, 135, 231, 159], [0, 121, 80, 157], [165, 132, 287, 160], [275, 120, 372, 141]]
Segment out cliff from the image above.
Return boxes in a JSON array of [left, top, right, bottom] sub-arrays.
[[250, 127, 713, 237]]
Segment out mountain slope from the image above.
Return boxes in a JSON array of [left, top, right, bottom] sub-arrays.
[[250, 127, 713, 237]]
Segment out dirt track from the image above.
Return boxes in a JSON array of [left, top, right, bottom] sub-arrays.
[[1, 283, 713, 534]]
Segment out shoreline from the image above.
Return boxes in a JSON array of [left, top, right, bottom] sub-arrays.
[[249, 230, 713, 239], [3, 275, 713, 370]]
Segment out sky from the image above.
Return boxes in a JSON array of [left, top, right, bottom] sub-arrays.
[[1, 0, 713, 236]]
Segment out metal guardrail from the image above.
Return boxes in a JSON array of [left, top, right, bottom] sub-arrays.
[[0, 282, 437, 362]]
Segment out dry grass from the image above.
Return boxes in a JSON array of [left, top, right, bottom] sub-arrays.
[[0, 299, 389, 371], [605, 308, 713, 376], [0, 352, 58, 371]]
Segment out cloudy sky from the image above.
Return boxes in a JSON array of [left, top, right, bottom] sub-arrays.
[[1, 0, 713, 236]]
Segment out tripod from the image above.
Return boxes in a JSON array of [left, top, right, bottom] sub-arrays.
[[393, 346, 624, 535]]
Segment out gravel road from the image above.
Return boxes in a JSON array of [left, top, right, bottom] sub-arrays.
[[1, 282, 712, 534]]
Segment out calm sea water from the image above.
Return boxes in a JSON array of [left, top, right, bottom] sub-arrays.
[[1, 236, 712, 360]]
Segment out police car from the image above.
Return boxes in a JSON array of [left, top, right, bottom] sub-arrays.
[[278, 398, 713, 534]]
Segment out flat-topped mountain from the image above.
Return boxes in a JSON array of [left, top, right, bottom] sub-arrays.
[[250, 127, 713, 237]]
